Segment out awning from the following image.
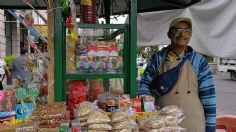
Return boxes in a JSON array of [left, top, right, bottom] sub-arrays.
[[0, 0, 201, 16]]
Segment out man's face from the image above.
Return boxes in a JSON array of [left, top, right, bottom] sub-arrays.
[[169, 21, 192, 48]]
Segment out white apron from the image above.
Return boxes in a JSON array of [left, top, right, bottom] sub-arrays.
[[156, 60, 205, 132]]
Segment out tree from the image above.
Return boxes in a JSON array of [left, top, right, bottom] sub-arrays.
[[137, 46, 159, 59]]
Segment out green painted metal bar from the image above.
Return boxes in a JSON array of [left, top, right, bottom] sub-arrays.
[[64, 74, 126, 79], [129, 0, 137, 98], [61, 23, 129, 100], [62, 22, 66, 101], [79, 24, 127, 29], [123, 25, 129, 94], [54, 0, 63, 102]]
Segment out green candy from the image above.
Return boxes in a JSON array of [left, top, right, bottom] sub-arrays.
[[14, 87, 27, 100], [28, 87, 39, 98]]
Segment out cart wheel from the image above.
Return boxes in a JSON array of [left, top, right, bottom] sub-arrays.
[[230, 71, 236, 81]]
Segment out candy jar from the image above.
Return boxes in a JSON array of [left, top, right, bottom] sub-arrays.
[[107, 57, 116, 73]]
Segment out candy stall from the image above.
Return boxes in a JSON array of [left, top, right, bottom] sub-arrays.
[[0, 0, 201, 131]]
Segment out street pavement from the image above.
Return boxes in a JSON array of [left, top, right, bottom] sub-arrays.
[[214, 73, 236, 116], [213, 73, 236, 132]]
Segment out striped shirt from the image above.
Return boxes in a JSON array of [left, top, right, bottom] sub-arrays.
[[138, 46, 216, 132]]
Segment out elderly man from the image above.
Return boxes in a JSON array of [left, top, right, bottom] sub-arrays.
[[138, 17, 216, 132]]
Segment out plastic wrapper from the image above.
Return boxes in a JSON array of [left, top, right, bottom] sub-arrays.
[[66, 36, 76, 73], [160, 105, 181, 115], [138, 115, 152, 128], [80, 122, 88, 127], [32, 103, 69, 128], [139, 105, 185, 131], [110, 78, 124, 94], [32, 103, 70, 120], [78, 116, 88, 122], [164, 115, 178, 126], [113, 120, 131, 130], [87, 110, 111, 124], [71, 119, 81, 132], [111, 108, 129, 123], [158, 127, 186, 132], [97, 93, 119, 112], [16, 121, 39, 132], [142, 126, 186, 132], [144, 116, 165, 129], [88, 123, 112, 131], [76, 101, 96, 117], [160, 105, 185, 124], [88, 130, 108, 132], [38, 128, 59, 132], [88, 79, 105, 101], [67, 80, 87, 119], [38, 118, 67, 128], [59, 122, 70, 132], [113, 129, 133, 132]]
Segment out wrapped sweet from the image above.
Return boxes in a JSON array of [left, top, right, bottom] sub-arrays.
[[67, 80, 87, 118], [32, 103, 70, 128], [76, 101, 96, 118], [87, 110, 110, 124]]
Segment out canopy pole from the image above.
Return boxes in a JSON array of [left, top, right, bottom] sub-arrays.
[[129, 0, 137, 98], [104, 0, 110, 24], [54, 0, 63, 102]]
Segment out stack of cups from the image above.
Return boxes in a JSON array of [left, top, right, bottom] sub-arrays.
[[80, 0, 97, 23]]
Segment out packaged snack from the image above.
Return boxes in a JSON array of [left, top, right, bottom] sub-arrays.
[[117, 94, 130, 108], [88, 79, 104, 101], [130, 98, 141, 112], [80, 121, 88, 127], [88, 130, 108, 132], [67, 80, 87, 118], [15, 103, 34, 119], [160, 105, 180, 115], [113, 120, 131, 130], [59, 122, 70, 132], [76, 101, 95, 117], [111, 108, 129, 123], [78, 116, 87, 122], [87, 110, 111, 124], [143, 101, 155, 112], [15, 121, 39, 132], [0, 111, 16, 118], [71, 119, 81, 132], [88, 123, 112, 131], [110, 78, 124, 94], [113, 129, 132, 132], [32, 103, 70, 128], [144, 116, 166, 129], [0, 116, 15, 126], [97, 93, 119, 112]]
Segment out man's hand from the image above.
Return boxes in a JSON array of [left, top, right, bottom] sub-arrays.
[[138, 94, 155, 101]]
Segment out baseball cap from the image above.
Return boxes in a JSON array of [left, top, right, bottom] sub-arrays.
[[169, 17, 192, 30]]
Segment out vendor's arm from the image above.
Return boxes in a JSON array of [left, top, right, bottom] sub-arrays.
[[198, 58, 216, 132], [138, 54, 159, 96]]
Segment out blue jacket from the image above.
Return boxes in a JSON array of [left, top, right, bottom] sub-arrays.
[[138, 46, 216, 132]]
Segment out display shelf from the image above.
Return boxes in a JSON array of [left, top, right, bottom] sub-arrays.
[[58, 23, 130, 102]]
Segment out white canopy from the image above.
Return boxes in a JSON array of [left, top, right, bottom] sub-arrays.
[[132, 0, 236, 58]]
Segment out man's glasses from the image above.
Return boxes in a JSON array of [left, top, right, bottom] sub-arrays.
[[171, 28, 192, 35]]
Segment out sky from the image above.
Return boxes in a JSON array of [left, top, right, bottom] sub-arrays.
[[98, 15, 127, 24]]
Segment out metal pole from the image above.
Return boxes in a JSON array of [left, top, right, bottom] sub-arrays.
[[129, 0, 137, 98], [104, 0, 110, 24], [54, 0, 63, 102]]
